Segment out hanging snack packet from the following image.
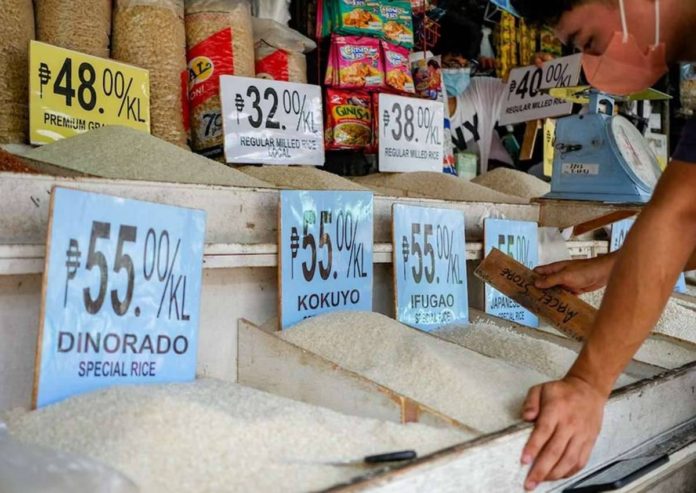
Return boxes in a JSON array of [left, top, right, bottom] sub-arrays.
[[382, 41, 414, 93], [335, 0, 383, 37], [327, 35, 384, 90], [378, 0, 413, 48], [325, 89, 372, 150]]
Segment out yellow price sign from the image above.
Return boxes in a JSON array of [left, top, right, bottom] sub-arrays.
[[543, 118, 556, 178], [29, 41, 150, 144]]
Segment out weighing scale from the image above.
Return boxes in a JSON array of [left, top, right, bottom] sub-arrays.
[[544, 88, 667, 204]]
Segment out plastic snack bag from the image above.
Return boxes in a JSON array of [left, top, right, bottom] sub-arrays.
[[325, 89, 372, 150], [382, 41, 414, 93]]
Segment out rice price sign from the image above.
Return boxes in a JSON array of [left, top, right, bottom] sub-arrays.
[[393, 205, 468, 331], [34, 188, 206, 408], [220, 76, 324, 165], [29, 41, 150, 145], [611, 218, 686, 293], [379, 94, 444, 173], [483, 219, 539, 327], [500, 54, 582, 126], [279, 191, 373, 330]]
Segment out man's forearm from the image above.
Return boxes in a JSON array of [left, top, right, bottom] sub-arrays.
[[568, 163, 696, 395]]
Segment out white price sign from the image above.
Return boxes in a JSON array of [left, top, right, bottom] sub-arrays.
[[220, 76, 324, 165], [379, 94, 444, 173], [500, 54, 582, 126]]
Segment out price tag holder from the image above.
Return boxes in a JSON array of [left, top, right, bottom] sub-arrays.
[[393, 204, 469, 331], [379, 94, 444, 173], [29, 41, 150, 145], [34, 188, 206, 408], [220, 76, 324, 165], [500, 54, 582, 126], [279, 191, 374, 329], [611, 218, 686, 293], [484, 218, 539, 328]]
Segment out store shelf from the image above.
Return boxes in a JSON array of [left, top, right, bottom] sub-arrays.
[[0, 172, 540, 246], [0, 241, 609, 276]]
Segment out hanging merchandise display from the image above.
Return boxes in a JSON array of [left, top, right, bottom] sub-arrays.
[[112, 0, 189, 148], [322, 0, 414, 48], [185, 0, 255, 157], [252, 18, 316, 83], [496, 11, 517, 80], [325, 35, 385, 90], [0, 0, 34, 144], [383, 41, 415, 94], [325, 89, 373, 150], [35, 0, 112, 59]]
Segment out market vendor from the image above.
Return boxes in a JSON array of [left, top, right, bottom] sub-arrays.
[[510, 0, 696, 490], [434, 5, 515, 171]]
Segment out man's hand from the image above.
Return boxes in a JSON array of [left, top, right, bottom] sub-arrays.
[[520, 376, 607, 491], [534, 253, 616, 294]]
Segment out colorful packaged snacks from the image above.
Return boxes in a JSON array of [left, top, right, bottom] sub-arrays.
[[319, 1, 413, 48], [340, 1, 382, 36], [382, 41, 414, 93], [325, 89, 372, 150], [325, 35, 384, 89], [378, 0, 413, 47]]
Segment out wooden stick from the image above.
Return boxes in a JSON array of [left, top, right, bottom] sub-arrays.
[[475, 248, 597, 341]]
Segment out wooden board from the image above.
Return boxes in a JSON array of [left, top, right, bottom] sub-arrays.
[[237, 319, 480, 435], [571, 210, 638, 237], [474, 248, 596, 341]]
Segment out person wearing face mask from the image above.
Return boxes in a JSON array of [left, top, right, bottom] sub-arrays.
[[508, 0, 696, 490], [436, 17, 516, 173]]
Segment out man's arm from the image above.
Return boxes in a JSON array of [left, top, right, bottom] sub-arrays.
[[521, 161, 696, 490], [533, 225, 696, 295]]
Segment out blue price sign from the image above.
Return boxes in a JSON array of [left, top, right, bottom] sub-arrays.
[[34, 188, 206, 408], [279, 191, 373, 330], [393, 205, 469, 331], [484, 218, 539, 328], [611, 218, 686, 293]]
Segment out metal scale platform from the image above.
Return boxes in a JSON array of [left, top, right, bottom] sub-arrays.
[[546, 89, 664, 204]]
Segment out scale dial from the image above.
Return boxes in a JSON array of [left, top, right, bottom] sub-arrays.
[[608, 116, 662, 190]]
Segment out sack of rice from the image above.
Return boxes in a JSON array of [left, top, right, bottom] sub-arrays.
[[0, 0, 34, 144], [112, 0, 189, 148], [185, 0, 255, 158], [35, 0, 111, 58], [252, 18, 316, 83]]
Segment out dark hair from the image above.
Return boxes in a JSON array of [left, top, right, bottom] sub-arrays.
[[510, 0, 593, 26], [433, 10, 483, 59]]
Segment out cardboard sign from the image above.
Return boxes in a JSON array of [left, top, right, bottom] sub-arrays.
[[475, 248, 596, 341], [484, 219, 539, 328], [279, 191, 373, 329], [393, 204, 468, 331], [34, 188, 205, 408], [500, 54, 582, 126], [379, 93, 445, 173], [30, 41, 150, 145], [220, 76, 324, 165]]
